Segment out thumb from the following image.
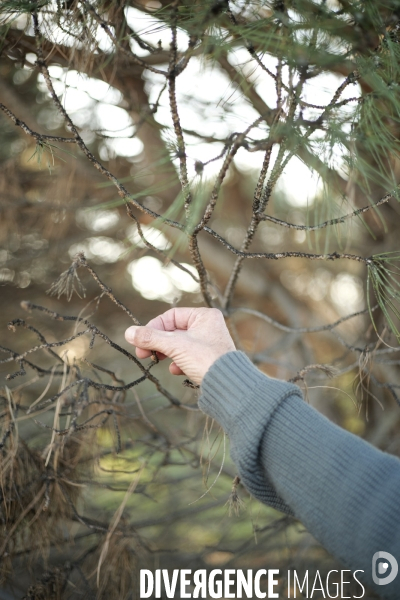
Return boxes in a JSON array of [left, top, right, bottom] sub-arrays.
[[125, 325, 175, 357]]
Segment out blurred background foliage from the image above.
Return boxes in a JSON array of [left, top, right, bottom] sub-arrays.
[[1, 0, 400, 597]]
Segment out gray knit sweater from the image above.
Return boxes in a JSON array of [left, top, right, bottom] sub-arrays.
[[199, 351, 400, 599]]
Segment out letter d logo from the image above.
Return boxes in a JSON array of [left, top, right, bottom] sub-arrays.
[[372, 552, 398, 586]]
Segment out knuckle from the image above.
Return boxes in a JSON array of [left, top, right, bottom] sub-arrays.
[[209, 307, 223, 320]]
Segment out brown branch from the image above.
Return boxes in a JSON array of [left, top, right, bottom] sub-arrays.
[[230, 305, 378, 334], [167, 4, 192, 217], [126, 207, 200, 284], [223, 112, 282, 309], [81, 0, 168, 76], [217, 52, 348, 195], [260, 189, 397, 230], [28, 12, 186, 236], [18, 302, 181, 407], [0, 103, 76, 144], [202, 228, 373, 264]]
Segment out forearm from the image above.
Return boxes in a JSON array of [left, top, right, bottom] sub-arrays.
[[199, 351, 400, 598], [261, 393, 400, 597]]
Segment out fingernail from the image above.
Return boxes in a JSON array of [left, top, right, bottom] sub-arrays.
[[125, 326, 138, 343]]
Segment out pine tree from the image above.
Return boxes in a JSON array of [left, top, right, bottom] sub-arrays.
[[1, 0, 400, 596]]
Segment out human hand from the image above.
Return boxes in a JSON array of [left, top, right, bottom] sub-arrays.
[[125, 307, 236, 385]]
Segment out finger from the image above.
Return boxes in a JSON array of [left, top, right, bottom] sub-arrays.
[[169, 361, 184, 376], [125, 325, 177, 358], [135, 347, 152, 359], [146, 307, 196, 332], [135, 348, 167, 360]]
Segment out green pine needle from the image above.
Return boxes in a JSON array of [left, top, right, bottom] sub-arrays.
[[368, 252, 400, 341]]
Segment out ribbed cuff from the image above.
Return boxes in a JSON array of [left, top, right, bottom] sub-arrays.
[[199, 351, 303, 514]]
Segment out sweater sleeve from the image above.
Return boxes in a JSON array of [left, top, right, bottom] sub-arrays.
[[198, 351, 400, 599]]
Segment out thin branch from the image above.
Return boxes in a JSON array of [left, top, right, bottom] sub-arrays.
[[260, 189, 397, 231], [230, 305, 378, 334], [0, 103, 76, 143], [167, 3, 192, 217]]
